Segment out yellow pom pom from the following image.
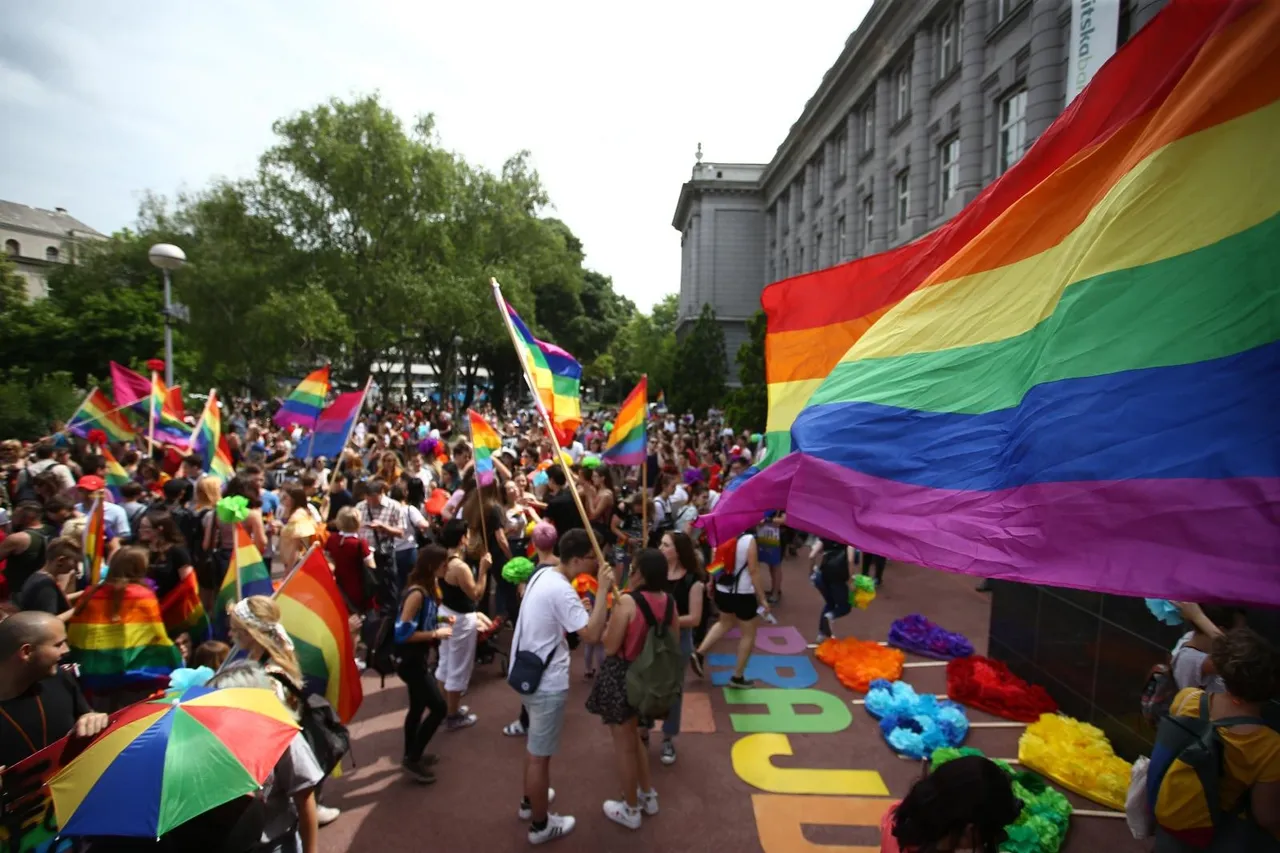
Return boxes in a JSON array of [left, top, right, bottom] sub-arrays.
[[525, 520, 537, 536], [1017, 713, 1132, 811], [853, 589, 876, 610]]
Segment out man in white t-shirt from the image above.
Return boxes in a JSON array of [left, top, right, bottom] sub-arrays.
[[509, 529, 611, 845]]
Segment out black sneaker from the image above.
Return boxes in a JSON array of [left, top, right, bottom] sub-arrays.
[[690, 652, 706, 678], [728, 675, 755, 689], [400, 757, 436, 784]]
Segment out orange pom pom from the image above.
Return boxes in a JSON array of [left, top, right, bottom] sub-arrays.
[[814, 637, 905, 693]]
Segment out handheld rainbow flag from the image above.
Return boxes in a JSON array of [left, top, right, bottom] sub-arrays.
[[468, 409, 502, 486], [603, 376, 646, 466], [193, 390, 235, 480], [705, 537, 738, 581], [705, 0, 1280, 606], [82, 497, 106, 584], [273, 366, 331, 431], [139, 376, 192, 450], [501, 300, 582, 447], [656, 390, 666, 413], [67, 583, 183, 691], [215, 525, 274, 635], [67, 388, 137, 443], [276, 547, 363, 724], [98, 446, 131, 503], [303, 386, 368, 461], [159, 570, 212, 644]]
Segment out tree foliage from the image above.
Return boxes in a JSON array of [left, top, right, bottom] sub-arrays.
[[669, 303, 727, 417], [723, 309, 767, 432]]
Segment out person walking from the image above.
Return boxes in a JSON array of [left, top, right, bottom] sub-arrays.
[[655, 531, 704, 766], [691, 529, 768, 688]]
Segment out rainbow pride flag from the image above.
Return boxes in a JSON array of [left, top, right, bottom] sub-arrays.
[[504, 302, 582, 447], [193, 391, 235, 480], [100, 446, 131, 501], [273, 366, 330, 431], [704, 0, 1280, 606], [705, 537, 737, 581], [468, 409, 501, 486], [67, 388, 137, 443], [215, 525, 274, 635], [68, 583, 183, 691], [159, 570, 212, 644], [655, 390, 666, 413], [276, 548, 363, 724], [138, 376, 192, 450], [82, 497, 106, 584], [603, 376, 646, 466]]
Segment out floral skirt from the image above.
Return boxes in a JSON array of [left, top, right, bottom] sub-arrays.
[[585, 655, 637, 725]]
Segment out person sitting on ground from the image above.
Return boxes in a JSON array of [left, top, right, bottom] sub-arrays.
[[883, 754, 1023, 853]]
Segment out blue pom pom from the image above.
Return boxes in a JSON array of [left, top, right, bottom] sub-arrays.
[[1145, 598, 1184, 626]]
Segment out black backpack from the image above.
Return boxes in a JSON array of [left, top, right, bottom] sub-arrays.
[[268, 672, 351, 776]]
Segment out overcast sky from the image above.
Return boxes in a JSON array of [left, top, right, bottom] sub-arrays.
[[0, 0, 873, 310]]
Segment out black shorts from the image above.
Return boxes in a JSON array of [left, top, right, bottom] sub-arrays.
[[714, 588, 759, 621]]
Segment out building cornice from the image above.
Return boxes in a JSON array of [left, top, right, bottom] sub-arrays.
[[671, 179, 765, 230]]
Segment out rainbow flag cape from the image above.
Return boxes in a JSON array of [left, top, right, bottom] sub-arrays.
[[504, 302, 582, 447], [82, 497, 106, 584], [67, 387, 137, 443], [159, 570, 212, 644], [193, 391, 235, 480], [67, 583, 183, 691], [215, 525, 274, 635], [705, 0, 1280, 606], [273, 366, 331, 431], [303, 389, 366, 460], [100, 445, 131, 501], [468, 409, 502, 486], [276, 547, 363, 724], [603, 376, 646, 466]]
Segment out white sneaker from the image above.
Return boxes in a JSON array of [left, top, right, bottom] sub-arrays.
[[603, 799, 642, 830], [315, 804, 341, 826], [517, 788, 556, 820], [528, 813, 575, 845], [636, 788, 659, 816]]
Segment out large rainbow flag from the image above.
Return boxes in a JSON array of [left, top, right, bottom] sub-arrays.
[[273, 366, 330, 431], [67, 583, 184, 691], [503, 301, 582, 447], [704, 0, 1280, 606], [468, 409, 501, 486], [602, 375, 646, 466], [214, 525, 275, 635], [67, 388, 137, 443], [82, 497, 105, 585], [159, 570, 212, 644], [276, 548, 363, 724], [193, 390, 235, 480]]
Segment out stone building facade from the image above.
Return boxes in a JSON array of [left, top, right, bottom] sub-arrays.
[[0, 200, 105, 300]]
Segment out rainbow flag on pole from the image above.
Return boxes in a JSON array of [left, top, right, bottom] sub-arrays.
[[214, 525, 274, 635], [603, 376, 647, 466], [67, 584, 183, 691], [140, 376, 192, 449], [468, 409, 502, 486], [67, 388, 137, 443], [503, 302, 582, 447], [273, 366, 331, 431], [100, 446, 131, 502], [193, 391, 236, 480], [82, 497, 106, 584], [705, 0, 1280, 607], [159, 570, 212, 644], [276, 548, 363, 724]]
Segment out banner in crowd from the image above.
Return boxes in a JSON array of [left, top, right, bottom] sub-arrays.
[[273, 366, 331, 431]]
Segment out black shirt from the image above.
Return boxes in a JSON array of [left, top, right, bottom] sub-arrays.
[[17, 572, 69, 616], [148, 545, 192, 600], [544, 490, 585, 537], [326, 489, 355, 524], [0, 670, 91, 769]]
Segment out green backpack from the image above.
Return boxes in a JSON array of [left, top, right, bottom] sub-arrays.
[[625, 593, 683, 719]]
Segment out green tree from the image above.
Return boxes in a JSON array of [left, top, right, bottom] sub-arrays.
[[670, 303, 727, 416], [723, 309, 768, 432]]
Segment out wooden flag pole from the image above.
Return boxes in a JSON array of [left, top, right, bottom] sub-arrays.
[[490, 277, 608, 572], [60, 385, 100, 437], [147, 371, 158, 458]]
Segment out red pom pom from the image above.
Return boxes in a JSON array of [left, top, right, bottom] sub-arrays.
[[945, 655, 1058, 722], [145, 358, 167, 374], [87, 429, 108, 447]]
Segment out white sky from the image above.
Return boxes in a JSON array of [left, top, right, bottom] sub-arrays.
[[0, 0, 874, 311]]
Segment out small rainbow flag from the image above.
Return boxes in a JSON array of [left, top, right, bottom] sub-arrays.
[[273, 366, 331, 431], [194, 391, 236, 480], [705, 537, 738, 581], [215, 525, 274, 635], [468, 409, 502, 486], [504, 302, 582, 447], [276, 547, 363, 724], [603, 376, 646, 466], [138, 376, 192, 449], [82, 497, 106, 584], [67, 388, 137, 443], [159, 570, 211, 644], [100, 445, 131, 501], [656, 390, 666, 412], [67, 583, 183, 692]]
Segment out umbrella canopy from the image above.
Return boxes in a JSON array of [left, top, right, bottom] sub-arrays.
[[50, 685, 299, 838]]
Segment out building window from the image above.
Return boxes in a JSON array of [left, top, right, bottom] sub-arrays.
[[45, 247, 59, 262], [836, 215, 848, 261], [938, 9, 958, 76], [894, 65, 911, 121], [781, 251, 789, 278], [815, 233, 823, 268], [995, 0, 1018, 22], [798, 245, 805, 273], [835, 131, 848, 177], [862, 195, 874, 248], [998, 88, 1028, 173], [939, 136, 959, 205], [895, 171, 910, 227], [3, 239, 18, 256], [813, 152, 825, 203], [862, 102, 875, 153]]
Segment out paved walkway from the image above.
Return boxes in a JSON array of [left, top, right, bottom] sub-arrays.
[[319, 558, 1142, 852]]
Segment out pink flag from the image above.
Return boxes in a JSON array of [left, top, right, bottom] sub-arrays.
[[109, 361, 153, 407]]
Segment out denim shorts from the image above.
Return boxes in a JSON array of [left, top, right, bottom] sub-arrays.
[[523, 689, 569, 757]]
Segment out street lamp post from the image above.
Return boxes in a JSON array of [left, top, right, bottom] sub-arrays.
[[148, 243, 187, 388], [451, 335, 464, 411]]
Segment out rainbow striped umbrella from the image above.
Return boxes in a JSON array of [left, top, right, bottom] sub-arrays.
[[49, 686, 299, 838]]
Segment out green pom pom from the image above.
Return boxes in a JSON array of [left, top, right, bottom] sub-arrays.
[[582, 456, 601, 469], [216, 495, 250, 524], [853, 575, 876, 593], [502, 557, 536, 584], [1012, 771, 1048, 795]]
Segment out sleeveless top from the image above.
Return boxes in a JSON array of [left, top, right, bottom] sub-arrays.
[[439, 558, 478, 613], [620, 591, 674, 662], [5, 530, 46, 598]]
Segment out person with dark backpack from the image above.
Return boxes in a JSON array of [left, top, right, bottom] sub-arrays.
[[585, 548, 679, 830], [810, 537, 856, 643], [394, 545, 454, 784]]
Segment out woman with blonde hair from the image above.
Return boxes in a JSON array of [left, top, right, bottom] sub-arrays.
[[279, 484, 319, 568], [193, 475, 222, 512]]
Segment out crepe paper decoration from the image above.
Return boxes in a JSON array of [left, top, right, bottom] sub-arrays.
[[850, 574, 877, 609], [502, 556, 536, 585], [888, 613, 976, 660], [1145, 598, 1184, 626], [215, 495, 250, 524], [946, 655, 1058, 722], [814, 637, 904, 693], [167, 666, 215, 691], [570, 572, 613, 609], [1018, 714, 1133, 812], [932, 746, 1073, 853], [865, 678, 969, 760]]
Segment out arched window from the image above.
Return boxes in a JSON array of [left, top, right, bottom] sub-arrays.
[[45, 246, 59, 261], [3, 239, 18, 256]]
